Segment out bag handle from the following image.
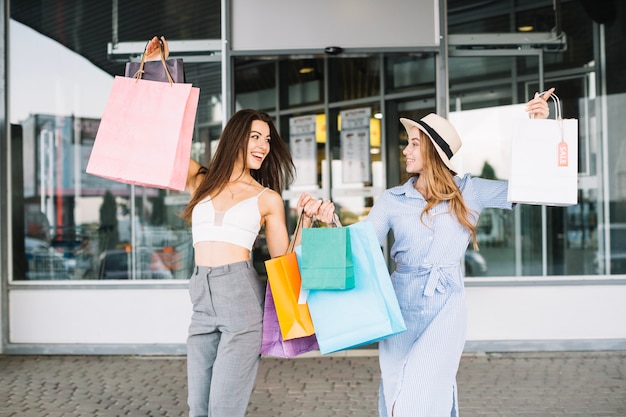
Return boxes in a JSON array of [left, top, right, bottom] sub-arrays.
[[311, 213, 340, 229], [132, 38, 175, 85], [535, 91, 570, 144], [536, 91, 562, 120], [288, 209, 340, 253], [286, 210, 305, 254]]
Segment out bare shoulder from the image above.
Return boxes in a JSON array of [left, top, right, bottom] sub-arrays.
[[258, 188, 284, 215]]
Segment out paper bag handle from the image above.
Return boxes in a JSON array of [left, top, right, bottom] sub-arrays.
[[288, 208, 339, 253], [311, 213, 341, 229], [132, 38, 175, 85], [286, 210, 305, 254], [535, 91, 569, 144], [537, 91, 562, 120]]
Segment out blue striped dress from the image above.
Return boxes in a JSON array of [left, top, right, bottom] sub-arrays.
[[366, 174, 514, 417]]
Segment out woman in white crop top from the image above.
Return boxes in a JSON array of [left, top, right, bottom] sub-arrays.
[[184, 108, 333, 417], [146, 37, 336, 417], [184, 110, 334, 417]]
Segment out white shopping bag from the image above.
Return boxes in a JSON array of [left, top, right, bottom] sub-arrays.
[[507, 94, 578, 206]]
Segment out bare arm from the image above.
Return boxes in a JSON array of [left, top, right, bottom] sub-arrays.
[[263, 191, 291, 258], [186, 158, 204, 195]]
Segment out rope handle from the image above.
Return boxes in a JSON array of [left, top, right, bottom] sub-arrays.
[[286, 210, 305, 254], [311, 213, 341, 229], [534, 91, 568, 144], [289, 208, 341, 253], [534, 91, 562, 121], [132, 38, 175, 85]]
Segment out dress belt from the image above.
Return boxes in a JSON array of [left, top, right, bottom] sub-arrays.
[[396, 262, 461, 297]]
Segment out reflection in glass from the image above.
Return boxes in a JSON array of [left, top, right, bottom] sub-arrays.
[[606, 93, 626, 275], [11, 20, 219, 281], [279, 59, 324, 108], [328, 56, 380, 102], [234, 59, 277, 111], [8, 0, 622, 282], [327, 106, 383, 226], [385, 53, 435, 94]]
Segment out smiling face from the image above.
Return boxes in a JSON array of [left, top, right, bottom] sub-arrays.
[[403, 127, 425, 174], [244, 119, 271, 170]]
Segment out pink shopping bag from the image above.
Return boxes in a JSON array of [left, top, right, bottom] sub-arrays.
[[86, 76, 199, 191]]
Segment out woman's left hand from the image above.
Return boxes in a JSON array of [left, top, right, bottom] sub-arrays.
[[526, 87, 555, 119], [316, 200, 337, 225]]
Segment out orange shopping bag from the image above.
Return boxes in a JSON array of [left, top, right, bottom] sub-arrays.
[[264, 211, 316, 340], [86, 76, 199, 191]]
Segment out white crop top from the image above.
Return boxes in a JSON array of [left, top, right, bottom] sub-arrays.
[[191, 188, 267, 251]]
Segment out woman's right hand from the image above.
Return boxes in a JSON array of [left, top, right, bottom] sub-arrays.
[[297, 194, 337, 227], [144, 36, 169, 61]]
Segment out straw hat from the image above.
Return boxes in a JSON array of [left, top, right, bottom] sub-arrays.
[[400, 113, 462, 173]]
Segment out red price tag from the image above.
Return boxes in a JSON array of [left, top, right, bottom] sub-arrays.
[[558, 141, 568, 167]]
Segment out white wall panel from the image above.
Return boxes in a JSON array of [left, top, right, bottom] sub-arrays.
[[10, 289, 191, 344], [465, 285, 626, 341], [232, 0, 439, 51], [8, 285, 626, 347]]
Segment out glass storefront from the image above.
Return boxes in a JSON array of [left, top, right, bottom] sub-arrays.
[[6, 0, 626, 284], [9, 13, 223, 281]]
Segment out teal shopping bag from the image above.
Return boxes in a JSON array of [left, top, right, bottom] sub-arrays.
[[305, 221, 406, 354], [301, 226, 354, 290]]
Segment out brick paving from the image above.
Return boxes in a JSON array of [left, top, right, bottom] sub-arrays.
[[0, 351, 625, 416]]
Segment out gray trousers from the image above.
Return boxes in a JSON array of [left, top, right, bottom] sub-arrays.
[[187, 261, 265, 417]]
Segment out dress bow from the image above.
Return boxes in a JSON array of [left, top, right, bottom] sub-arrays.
[[419, 263, 461, 297]]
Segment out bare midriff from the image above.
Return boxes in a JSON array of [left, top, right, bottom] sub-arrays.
[[193, 241, 251, 267]]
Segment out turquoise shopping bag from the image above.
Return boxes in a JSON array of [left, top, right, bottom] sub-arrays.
[[305, 221, 406, 354], [301, 226, 354, 290]]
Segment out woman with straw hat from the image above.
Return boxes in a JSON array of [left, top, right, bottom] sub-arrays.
[[364, 89, 554, 416]]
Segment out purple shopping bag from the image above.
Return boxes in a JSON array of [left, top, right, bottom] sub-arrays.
[[261, 282, 319, 358], [124, 37, 186, 84]]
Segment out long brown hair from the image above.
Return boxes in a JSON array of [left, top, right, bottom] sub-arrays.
[[181, 109, 295, 222], [417, 131, 479, 249]]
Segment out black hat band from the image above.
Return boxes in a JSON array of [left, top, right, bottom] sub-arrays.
[[415, 120, 453, 160]]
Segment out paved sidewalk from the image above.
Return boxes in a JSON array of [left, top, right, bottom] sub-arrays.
[[1, 351, 625, 417]]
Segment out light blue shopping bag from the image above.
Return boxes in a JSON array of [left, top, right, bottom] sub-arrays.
[[303, 221, 406, 354]]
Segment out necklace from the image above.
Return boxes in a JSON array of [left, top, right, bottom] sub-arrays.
[[226, 177, 253, 199]]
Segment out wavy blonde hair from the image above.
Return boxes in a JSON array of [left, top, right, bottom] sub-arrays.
[[417, 130, 479, 249]]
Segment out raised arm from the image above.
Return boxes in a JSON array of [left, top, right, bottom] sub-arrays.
[[185, 158, 205, 195], [145, 36, 203, 195]]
